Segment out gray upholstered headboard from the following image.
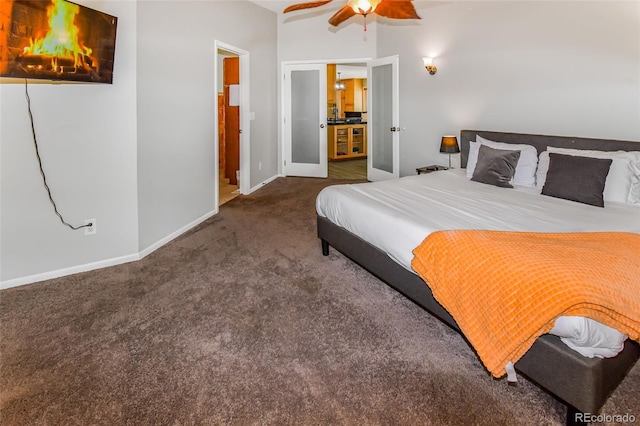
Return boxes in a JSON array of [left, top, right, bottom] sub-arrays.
[[459, 130, 640, 168]]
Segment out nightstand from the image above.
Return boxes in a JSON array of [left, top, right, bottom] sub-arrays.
[[416, 165, 448, 175]]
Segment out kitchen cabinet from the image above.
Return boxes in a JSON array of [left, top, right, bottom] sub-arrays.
[[346, 78, 363, 112], [328, 124, 367, 160], [339, 78, 365, 114], [327, 64, 337, 105], [362, 84, 367, 111]]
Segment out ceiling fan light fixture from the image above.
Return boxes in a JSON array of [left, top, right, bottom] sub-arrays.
[[347, 0, 381, 15], [283, 0, 420, 29]]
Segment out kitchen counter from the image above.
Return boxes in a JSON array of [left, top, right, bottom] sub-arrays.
[[327, 121, 367, 126]]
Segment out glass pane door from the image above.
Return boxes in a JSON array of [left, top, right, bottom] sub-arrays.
[[351, 127, 365, 156], [283, 63, 327, 178], [292, 70, 320, 164], [367, 56, 399, 181], [336, 127, 349, 158]]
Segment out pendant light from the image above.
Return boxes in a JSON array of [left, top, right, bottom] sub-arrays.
[[335, 72, 346, 91]]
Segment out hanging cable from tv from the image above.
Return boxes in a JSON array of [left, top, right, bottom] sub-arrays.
[[24, 79, 92, 231]]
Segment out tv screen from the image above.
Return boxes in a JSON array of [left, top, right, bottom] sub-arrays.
[[0, 0, 117, 84]]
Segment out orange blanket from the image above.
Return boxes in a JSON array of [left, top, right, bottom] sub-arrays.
[[411, 230, 640, 378]]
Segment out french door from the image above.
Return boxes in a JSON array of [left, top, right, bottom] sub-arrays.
[[283, 63, 328, 178], [367, 55, 400, 181]]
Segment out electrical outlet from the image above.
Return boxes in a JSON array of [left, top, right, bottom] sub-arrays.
[[84, 218, 97, 235]]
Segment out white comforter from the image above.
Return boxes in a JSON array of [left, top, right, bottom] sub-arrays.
[[316, 169, 640, 357]]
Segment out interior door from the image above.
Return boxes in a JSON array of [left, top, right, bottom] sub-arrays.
[[367, 55, 400, 181], [283, 63, 328, 178]]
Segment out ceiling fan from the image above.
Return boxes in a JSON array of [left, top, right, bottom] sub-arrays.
[[283, 0, 420, 30]]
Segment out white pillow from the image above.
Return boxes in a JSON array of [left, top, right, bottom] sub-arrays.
[[466, 141, 481, 179], [549, 316, 627, 359], [466, 136, 538, 187], [468, 141, 513, 182], [628, 161, 640, 204], [536, 147, 640, 204]]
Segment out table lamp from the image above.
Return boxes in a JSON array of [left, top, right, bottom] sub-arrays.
[[440, 135, 460, 169]]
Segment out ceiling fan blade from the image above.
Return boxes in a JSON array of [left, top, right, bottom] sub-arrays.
[[374, 0, 420, 20], [283, 1, 334, 13], [328, 5, 356, 26]]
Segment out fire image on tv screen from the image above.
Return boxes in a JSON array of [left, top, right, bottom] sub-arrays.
[[0, 0, 117, 84]]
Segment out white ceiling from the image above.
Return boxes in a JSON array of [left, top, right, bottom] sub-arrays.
[[249, 1, 368, 79], [250, 1, 432, 15], [337, 64, 367, 79], [248, 1, 299, 14]]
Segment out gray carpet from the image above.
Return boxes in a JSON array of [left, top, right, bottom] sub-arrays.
[[1, 177, 638, 425]]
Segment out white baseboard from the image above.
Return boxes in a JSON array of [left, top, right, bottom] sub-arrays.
[[0, 253, 140, 290], [1, 209, 218, 291], [249, 174, 283, 194], [138, 209, 217, 259], [0, 174, 286, 290]]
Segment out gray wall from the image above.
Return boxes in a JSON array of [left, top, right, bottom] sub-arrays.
[[1, 0, 278, 286], [377, 1, 640, 175], [3, 0, 638, 286], [1, 0, 139, 284], [277, 6, 378, 62], [136, 0, 277, 253]]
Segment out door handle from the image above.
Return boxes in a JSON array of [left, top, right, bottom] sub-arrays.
[[390, 127, 400, 132], [320, 124, 325, 128]]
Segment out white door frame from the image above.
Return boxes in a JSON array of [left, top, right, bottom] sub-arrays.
[[280, 58, 372, 178], [214, 40, 251, 208]]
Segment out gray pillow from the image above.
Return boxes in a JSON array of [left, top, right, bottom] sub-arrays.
[[541, 153, 612, 207], [471, 145, 521, 188]]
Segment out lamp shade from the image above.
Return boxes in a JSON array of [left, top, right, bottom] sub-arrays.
[[440, 135, 460, 154], [348, 0, 381, 14]]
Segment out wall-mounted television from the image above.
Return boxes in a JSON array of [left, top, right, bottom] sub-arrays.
[[0, 0, 117, 84]]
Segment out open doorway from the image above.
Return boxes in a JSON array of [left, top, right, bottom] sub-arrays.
[[327, 63, 367, 180], [218, 51, 240, 205], [327, 63, 367, 179], [282, 56, 399, 182], [215, 41, 250, 207], [282, 58, 370, 181], [328, 63, 368, 180]]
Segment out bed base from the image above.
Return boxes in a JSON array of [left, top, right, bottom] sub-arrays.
[[318, 215, 639, 426]]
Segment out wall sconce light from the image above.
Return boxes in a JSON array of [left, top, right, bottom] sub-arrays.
[[423, 57, 437, 75]]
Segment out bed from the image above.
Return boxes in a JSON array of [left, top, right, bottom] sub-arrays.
[[316, 130, 640, 425]]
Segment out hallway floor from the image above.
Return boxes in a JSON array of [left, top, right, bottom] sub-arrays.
[[219, 158, 365, 206], [328, 158, 367, 180], [219, 171, 239, 206]]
